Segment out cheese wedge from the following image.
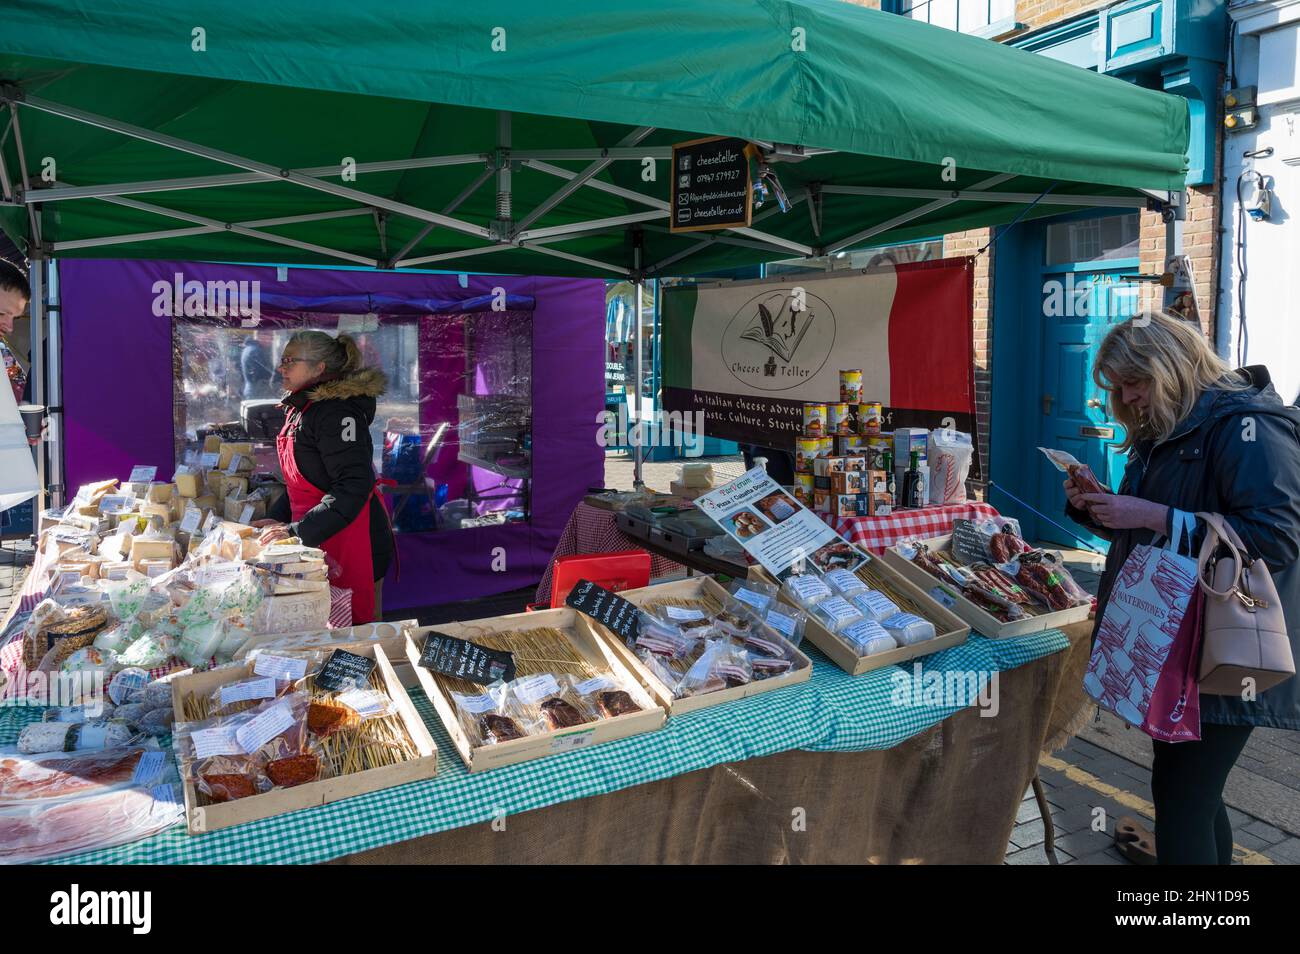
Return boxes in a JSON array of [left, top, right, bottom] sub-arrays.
[[174, 470, 201, 498], [218, 442, 253, 470]]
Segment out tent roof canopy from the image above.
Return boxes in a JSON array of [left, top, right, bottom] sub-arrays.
[[0, 0, 1190, 278]]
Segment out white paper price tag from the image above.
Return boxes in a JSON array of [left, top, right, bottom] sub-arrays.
[[664, 606, 707, 621], [219, 677, 276, 708], [253, 654, 308, 681], [454, 692, 498, 714], [513, 673, 561, 705], [225, 455, 244, 475], [128, 465, 158, 483], [202, 511, 222, 532], [191, 725, 243, 758], [180, 506, 202, 533], [238, 504, 255, 525], [235, 700, 295, 754], [200, 452, 220, 469], [336, 687, 390, 718], [574, 675, 616, 696]]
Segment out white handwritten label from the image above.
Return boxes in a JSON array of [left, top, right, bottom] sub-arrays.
[[200, 452, 220, 469], [253, 654, 308, 681], [225, 455, 245, 475], [219, 677, 276, 708], [239, 504, 255, 525], [575, 675, 617, 696], [128, 465, 158, 483], [513, 673, 561, 705], [180, 507, 202, 533], [235, 699, 294, 754], [191, 725, 243, 758], [664, 605, 707, 621], [336, 687, 390, 718]]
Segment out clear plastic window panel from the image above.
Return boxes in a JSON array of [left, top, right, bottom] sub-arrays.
[[173, 310, 532, 534]]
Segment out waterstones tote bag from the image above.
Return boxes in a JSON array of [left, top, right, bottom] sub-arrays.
[[1084, 510, 1203, 742]]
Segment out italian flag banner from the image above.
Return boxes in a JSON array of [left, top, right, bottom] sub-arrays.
[[661, 257, 978, 474]]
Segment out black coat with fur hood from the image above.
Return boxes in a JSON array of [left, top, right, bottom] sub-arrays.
[[269, 367, 394, 580]]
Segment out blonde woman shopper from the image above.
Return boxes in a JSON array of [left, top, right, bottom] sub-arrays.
[[1065, 311, 1300, 865]]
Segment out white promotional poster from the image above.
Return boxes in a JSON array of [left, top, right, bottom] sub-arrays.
[[694, 466, 869, 581]]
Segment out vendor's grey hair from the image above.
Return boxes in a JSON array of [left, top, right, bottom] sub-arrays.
[[286, 329, 362, 375]]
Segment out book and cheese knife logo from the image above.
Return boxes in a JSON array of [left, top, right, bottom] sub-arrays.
[[723, 288, 835, 391]]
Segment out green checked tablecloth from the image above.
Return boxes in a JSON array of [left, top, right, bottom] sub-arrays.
[[0, 629, 1068, 865]]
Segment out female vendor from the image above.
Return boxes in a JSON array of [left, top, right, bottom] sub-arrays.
[[254, 330, 395, 623]]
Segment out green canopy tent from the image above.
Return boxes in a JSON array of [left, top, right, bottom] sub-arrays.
[[0, 0, 1190, 489]]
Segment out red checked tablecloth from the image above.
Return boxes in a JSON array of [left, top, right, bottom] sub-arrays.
[[536, 501, 686, 605], [828, 501, 999, 553]]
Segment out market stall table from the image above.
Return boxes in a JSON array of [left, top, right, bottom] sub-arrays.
[[0, 622, 1093, 865], [829, 501, 1000, 553], [535, 501, 690, 605]]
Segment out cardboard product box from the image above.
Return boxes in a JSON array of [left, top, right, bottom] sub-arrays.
[[830, 470, 866, 495], [171, 644, 437, 835], [831, 493, 891, 517], [591, 576, 813, 716], [813, 489, 831, 513], [813, 456, 858, 477], [882, 533, 1094, 638], [893, 428, 928, 468], [406, 608, 666, 773]]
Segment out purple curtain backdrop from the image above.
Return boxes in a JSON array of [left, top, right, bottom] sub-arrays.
[[58, 259, 606, 612]]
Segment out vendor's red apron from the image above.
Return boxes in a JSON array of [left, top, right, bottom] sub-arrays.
[[277, 400, 380, 624]]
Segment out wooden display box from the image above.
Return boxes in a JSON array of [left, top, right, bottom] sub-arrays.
[[752, 559, 970, 676], [882, 534, 1093, 638], [406, 608, 666, 773], [599, 576, 813, 714], [171, 643, 437, 835]]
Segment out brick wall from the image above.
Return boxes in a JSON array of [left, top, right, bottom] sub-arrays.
[[838, 0, 1223, 492]]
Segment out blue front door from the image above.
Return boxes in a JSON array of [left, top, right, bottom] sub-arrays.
[[992, 212, 1140, 549]]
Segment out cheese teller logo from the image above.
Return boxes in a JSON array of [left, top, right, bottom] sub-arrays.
[[721, 288, 835, 391]]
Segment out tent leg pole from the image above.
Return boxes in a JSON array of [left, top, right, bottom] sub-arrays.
[[633, 276, 644, 489], [47, 260, 62, 509], [28, 252, 45, 518]]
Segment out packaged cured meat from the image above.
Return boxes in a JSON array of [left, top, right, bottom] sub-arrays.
[[762, 605, 807, 649], [0, 745, 168, 802], [173, 691, 311, 767], [42, 702, 116, 724], [677, 639, 752, 698], [17, 719, 136, 755], [1007, 551, 1091, 612], [0, 782, 184, 864], [449, 682, 536, 745], [596, 689, 642, 718], [987, 523, 1032, 564], [137, 707, 175, 737], [1038, 447, 1111, 496]]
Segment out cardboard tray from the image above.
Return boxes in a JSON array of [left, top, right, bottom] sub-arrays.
[[405, 608, 666, 772], [171, 643, 437, 835], [598, 576, 814, 714], [881, 534, 1093, 638], [751, 559, 970, 676]]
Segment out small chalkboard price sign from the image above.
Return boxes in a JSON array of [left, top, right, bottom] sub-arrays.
[[565, 579, 641, 643], [670, 136, 754, 234]]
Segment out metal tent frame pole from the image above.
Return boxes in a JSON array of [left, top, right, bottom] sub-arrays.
[[28, 253, 45, 516]]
